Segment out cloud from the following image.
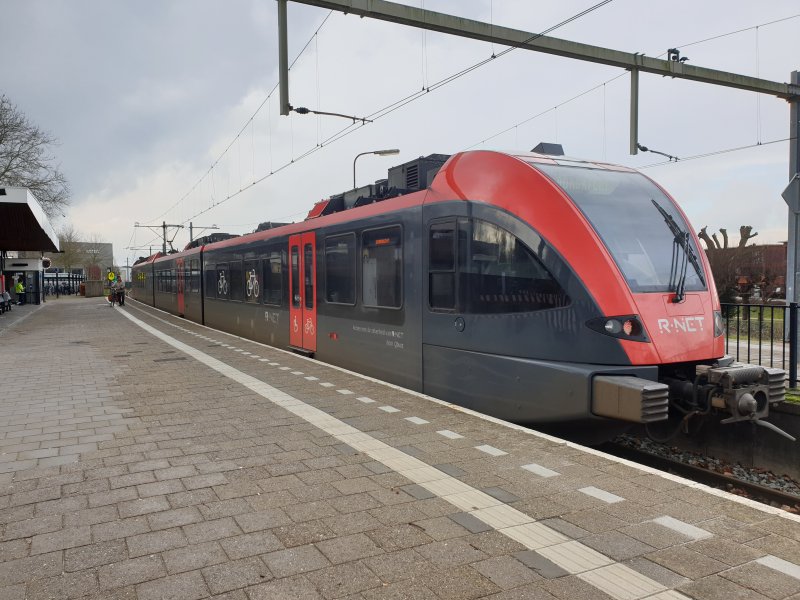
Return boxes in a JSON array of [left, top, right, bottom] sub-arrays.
[[2, 0, 799, 272]]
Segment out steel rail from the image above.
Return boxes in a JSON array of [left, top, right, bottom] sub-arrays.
[[599, 441, 800, 510]]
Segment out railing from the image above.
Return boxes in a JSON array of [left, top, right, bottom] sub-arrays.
[[43, 273, 86, 298], [721, 302, 798, 387]]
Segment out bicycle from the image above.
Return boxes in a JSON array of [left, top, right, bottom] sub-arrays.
[[246, 270, 260, 298], [217, 272, 228, 296]]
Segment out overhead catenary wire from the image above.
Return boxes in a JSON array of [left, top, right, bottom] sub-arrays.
[[465, 11, 800, 155], [143, 0, 615, 245], [138, 4, 796, 259], [638, 136, 794, 170], [146, 10, 334, 224], [363, 0, 614, 123]]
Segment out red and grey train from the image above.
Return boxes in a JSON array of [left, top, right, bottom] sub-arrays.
[[131, 149, 786, 438]]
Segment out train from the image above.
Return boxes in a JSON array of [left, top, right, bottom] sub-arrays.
[[131, 147, 788, 441]]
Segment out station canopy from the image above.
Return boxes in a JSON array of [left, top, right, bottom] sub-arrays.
[[0, 186, 60, 252]]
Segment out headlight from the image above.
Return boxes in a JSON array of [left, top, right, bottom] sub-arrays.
[[587, 315, 649, 342], [714, 310, 724, 337]]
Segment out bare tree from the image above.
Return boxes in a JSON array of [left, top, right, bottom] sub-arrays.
[[738, 225, 758, 248], [55, 224, 83, 272], [698, 225, 758, 250], [0, 95, 70, 218], [83, 233, 111, 281]]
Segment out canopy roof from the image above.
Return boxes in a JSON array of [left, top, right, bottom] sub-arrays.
[[0, 186, 60, 253]]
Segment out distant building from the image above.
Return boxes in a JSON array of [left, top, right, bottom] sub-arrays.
[[50, 241, 114, 278]]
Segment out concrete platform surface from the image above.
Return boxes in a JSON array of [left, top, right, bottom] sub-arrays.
[[3, 296, 800, 599]]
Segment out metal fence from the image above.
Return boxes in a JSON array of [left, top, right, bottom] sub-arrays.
[[721, 302, 798, 387], [43, 273, 85, 298]]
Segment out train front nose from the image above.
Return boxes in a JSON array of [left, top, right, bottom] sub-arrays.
[[636, 292, 722, 364]]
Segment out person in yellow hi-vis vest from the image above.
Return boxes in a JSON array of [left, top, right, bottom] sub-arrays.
[[14, 278, 25, 305]]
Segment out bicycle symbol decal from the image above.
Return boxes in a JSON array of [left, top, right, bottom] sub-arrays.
[[304, 318, 315, 336], [217, 271, 228, 295], [246, 269, 260, 298]]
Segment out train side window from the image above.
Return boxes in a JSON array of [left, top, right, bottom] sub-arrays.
[[429, 223, 456, 310], [324, 234, 355, 305], [205, 266, 216, 299], [229, 261, 244, 302], [459, 219, 569, 313], [304, 244, 314, 310], [190, 259, 201, 293], [362, 226, 402, 309], [263, 250, 282, 306], [244, 260, 261, 303], [215, 263, 229, 300], [170, 269, 176, 294], [291, 247, 300, 308]]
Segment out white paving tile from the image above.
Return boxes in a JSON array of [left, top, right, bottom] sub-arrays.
[[538, 541, 613, 574], [652, 516, 712, 540], [380, 454, 425, 472], [757, 555, 800, 581], [475, 444, 507, 457], [279, 366, 291, 371], [319, 382, 335, 388], [579, 563, 666, 600], [357, 396, 375, 403], [259, 358, 269, 362], [405, 417, 429, 425], [378, 405, 400, 413], [521, 463, 560, 478], [337, 389, 354, 395], [443, 490, 503, 512], [291, 371, 304, 375], [400, 465, 450, 483], [471, 504, 534, 529], [305, 376, 319, 381], [437, 430, 463, 439], [421, 478, 476, 498], [500, 522, 570, 550], [579, 486, 624, 504], [269, 362, 280, 366]]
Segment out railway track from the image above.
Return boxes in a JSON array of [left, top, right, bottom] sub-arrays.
[[598, 440, 800, 511]]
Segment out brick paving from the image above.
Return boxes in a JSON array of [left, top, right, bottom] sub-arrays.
[[4, 296, 800, 599]]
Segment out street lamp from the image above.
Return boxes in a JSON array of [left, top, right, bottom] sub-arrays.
[[353, 149, 400, 189]]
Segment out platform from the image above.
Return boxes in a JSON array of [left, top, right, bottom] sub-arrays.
[[3, 297, 800, 599]]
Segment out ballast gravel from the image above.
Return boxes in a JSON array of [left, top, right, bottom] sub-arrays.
[[613, 433, 800, 509]]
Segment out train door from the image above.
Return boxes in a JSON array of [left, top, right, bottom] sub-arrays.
[[421, 202, 473, 404], [176, 257, 185, 316], [288, 232, 317, 353]]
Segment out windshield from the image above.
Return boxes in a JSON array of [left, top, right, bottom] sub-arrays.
[[533, 163, 706, 294]]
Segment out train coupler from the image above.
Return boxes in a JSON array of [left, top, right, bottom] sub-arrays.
[[697, 360, 794, 441]]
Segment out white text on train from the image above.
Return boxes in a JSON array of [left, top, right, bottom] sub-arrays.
[[657, 316, 705, 334]]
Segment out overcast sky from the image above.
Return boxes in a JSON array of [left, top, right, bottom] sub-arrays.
[[2, 0, 799, 271]]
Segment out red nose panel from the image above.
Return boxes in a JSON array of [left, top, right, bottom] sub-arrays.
[[631, 293, 723, 364]]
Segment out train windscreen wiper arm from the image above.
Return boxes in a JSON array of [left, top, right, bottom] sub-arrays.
[[650, 199, 705, 302]]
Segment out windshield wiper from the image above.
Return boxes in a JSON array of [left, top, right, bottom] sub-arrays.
[[651, 199, 705, 302]]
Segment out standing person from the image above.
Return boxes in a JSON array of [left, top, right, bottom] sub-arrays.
[[14, 277, 25, 305], [115, 278, 125, 306]]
